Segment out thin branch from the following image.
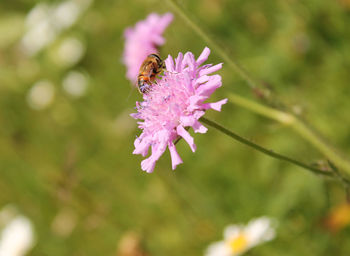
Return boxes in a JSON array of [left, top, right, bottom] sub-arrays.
[[199, 117, 334, 178]]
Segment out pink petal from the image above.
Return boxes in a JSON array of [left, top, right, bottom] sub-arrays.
[[176, 125, 196, 152], [192, 120, 208, 133], [165, 55, 175, 71], [151, 34, 165, 45], [196, 75, 222, 96], [195, 75, 210, 85], [188, 95, 208, 109], [199, 63, 223, 76], [157, 129, 171, 142], [130, 113, 138, 119], [175, 52, 184, 72], [180, 115, 196, 127], [183, 52, 195, 71], [202, 98, 228, 111], [183, 75, 195, 93], [168, 142, 183, 170], [187, 53, 196, 72], [147, 13, 159, 24], [133, 138, 150, 157], [193, 110, 205, 119], [152, 143, 167, 161], [141, 157, 156, 173], [196, 47, 210, 66], [124, 28, 132, 38], [141, 142, 167, 172]]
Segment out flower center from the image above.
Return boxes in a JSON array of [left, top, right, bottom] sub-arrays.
[[228, 232, 248, 254]]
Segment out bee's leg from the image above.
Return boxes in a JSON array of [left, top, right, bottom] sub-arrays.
[[138, 83, 150, 94]]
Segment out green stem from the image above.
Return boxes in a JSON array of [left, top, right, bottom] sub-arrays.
[[229, 94, 350, 175], [165, 0, 270, 98], [199, 117, 333, 178]]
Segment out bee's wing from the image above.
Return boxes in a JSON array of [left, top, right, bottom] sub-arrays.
[[125, 82, 137, 102]]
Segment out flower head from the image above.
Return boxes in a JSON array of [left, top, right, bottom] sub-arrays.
[[205, 217, 277, 256], [0, 205, 35, 256], [131, 47, 227, 172], [123, 12, 173, 83]]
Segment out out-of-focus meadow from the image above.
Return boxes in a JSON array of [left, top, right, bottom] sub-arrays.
[[1, 0, 350, 255]]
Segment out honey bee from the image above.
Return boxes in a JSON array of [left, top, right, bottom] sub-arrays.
[[137, 54, 164, 94]]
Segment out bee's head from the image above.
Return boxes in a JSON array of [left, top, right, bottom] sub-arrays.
[[149, 54, 163, 67]]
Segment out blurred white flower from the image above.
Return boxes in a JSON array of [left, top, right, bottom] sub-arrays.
[[62, 70, 88, 97], [52, 1, 80, 30], [56, 37, 86, 67], [25, 3, 50, 28], [27, 80, 55, 110], [20, 0, 92, 56], [0, 206, 35, 256], [205, 217, 277, 256], [21, 19, 57, 56]]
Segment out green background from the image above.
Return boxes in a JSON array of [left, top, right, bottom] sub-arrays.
[[1, 0, 350, 255]]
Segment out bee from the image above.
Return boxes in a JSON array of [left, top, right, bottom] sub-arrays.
[[137, 54, 164, 94]]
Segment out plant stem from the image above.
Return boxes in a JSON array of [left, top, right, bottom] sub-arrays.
[[229, 93, 350, 175], [199, 117, 333, 178], [164, 0, 270, 99]]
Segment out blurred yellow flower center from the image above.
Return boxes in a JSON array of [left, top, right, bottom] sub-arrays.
[[228, 233, 248, 253]]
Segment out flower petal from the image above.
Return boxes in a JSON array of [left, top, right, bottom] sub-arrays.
[[130, 113, 139, 119], [141, 142, 167, 172], [224, 225, 242, 240], [141, 157, 156, 173], [168, 142, 183, 170], [245, 217, 276, 246], [176, 125, 196, 152], [196, 46, 210, 66], [151, 34, 165, 45], [195, 75, 210, 85], [180, 115, 196, 127], [205, 241, 231, 256], [192, 120, 208, 133], [202, 98, 228, 111], [133, 138, 150, 157], [183, 52, 196, 72], [199, 63, 223, 76], [188, 95, 208, 110], [175, 52, 184, 72], [197, 75, 222, 96], [165, 55, 175, 71]]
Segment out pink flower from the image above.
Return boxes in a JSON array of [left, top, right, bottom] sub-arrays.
[[123, 13, 173, 83], [131, 47, 227, 173]]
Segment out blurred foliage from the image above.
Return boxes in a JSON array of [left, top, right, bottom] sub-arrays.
[[1, 0, 350, 255]]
